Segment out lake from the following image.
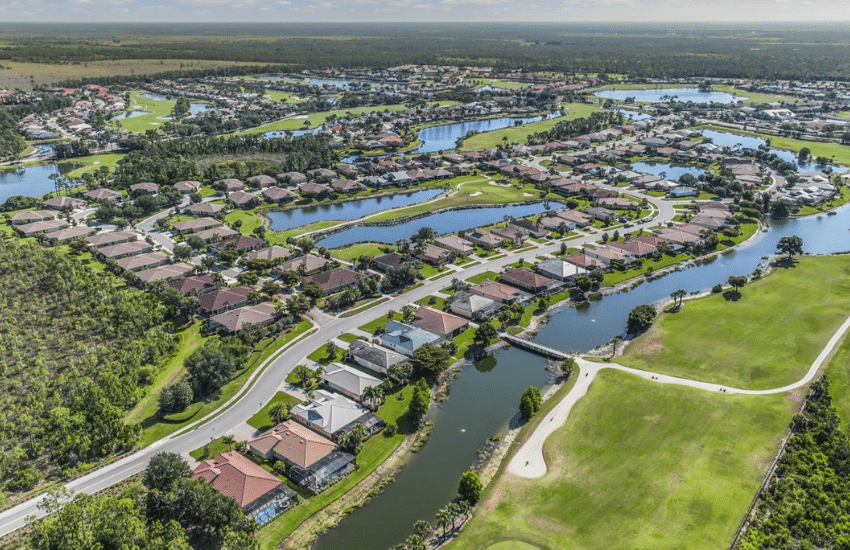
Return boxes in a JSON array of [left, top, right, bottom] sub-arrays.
[[413, 112, 561, 154], [316, 201, 563, 249], [596, 87, 742, 104], [267, 189, 444, 232], [700, 129, 848, 173], [0, 163, 80, 205], [630, 161, 706, 181]]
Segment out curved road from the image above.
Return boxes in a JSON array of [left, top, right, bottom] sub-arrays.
[[0, 182, 676, 535], [508, 307, 850, 479]]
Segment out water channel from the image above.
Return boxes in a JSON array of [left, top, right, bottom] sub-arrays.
[[413, 112, 561, 154], [315, 201, 564, 249], [313, 205, 850, 550], [700, 129, 848, 173], [630, 161, 706, 181], [267, 188, 443, 232], [595, 87, 743, 104], [0, 162, 80, 205]]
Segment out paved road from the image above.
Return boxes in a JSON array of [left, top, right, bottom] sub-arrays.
[[0, 185, 677, 536], [508, 309, 850, 479]]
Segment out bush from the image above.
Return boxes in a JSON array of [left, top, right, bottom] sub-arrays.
[[158, 380, 194, 413], [458, 469, 483, 504], [384, 422, 398, 437], [626, 304, 657, 334], [712, 284, 723, 293]]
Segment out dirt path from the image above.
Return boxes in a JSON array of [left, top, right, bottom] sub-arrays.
[[508, 310, 850, 479]]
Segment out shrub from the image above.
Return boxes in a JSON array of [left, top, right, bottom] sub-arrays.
[[712, 284, 723, 293]]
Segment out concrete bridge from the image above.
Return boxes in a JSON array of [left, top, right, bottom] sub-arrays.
[[500, 333, 572, 361]]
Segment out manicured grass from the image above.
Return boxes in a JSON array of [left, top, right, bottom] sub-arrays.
[[125, 322, 207, 426], [449, 369, 792, 550], [267, 220, 341, 244], [452, 327, 477, 359], [460, 103, 603, 151], [795, 186, 850, 217], [136, 320, 314, 447], [331, 242, 393, 261], [241, 104, 407, 136], [416, 295, 447, 310], [64, 153, 124, 179], [189, 436, 235, 461], [306, 343, 347, 364], [246, 392, 304, 431], [224, 208, 266, 236], [358, 312, 396, 335], [114, 90, 175, 134], [257, 383, 414, 550], [711, 85, 799, 105], [419, 263, 448, 278], [602, 253, 689, 286], [466, 270, 499, 284], [619, 255, 850, 390], [338, 297, 390, 318]]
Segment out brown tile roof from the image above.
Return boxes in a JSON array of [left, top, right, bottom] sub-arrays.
[[116, 251, 169, 272], [500, 267, 555, 289], [303, 267, 362, 293], [412, 307, 468, 337], [244, 246, 293, 263], [198, 285, 252, 313], [192, 450, 282, 509], [185, 203, 225, 216], [212, 235, 265, 254], [168, 274, 217, 295], [135, 263, 193, 283], [562, 252, 604, 269], [276, 254, 329, 275], [249, 420, 337, 469]]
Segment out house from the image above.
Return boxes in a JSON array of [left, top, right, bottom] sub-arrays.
[[228, 191, 259, 209], [51, 226, 96, 243], [374, 252, 409, 272], [172, 217, 222, 235], [330, 178, 364, 194], [381, 320, 442, 357], [86, 230, 137, 248], [562, 252, 605, 271], [97, 240, 152, 260], [300, 182, 333, 198], [262, 186, 298, 204], [43, 196, 86, 210], [657, 228, 703, 246], [535, 258, 587, 282], [276, 254, 329, 276], [321, 363, 382, 402], [16, 219, 68, 237], [585, 206, 616, 223], [281, 172, 308, 185], [668, 186, 699, 198], [469, 280, 533, 305], [555, 209, 593, 228], [198, 285, 252, 315], [192, 451, 296, 522], [412, 307, 469, 338], [499, 267, 564, 295], [116, 252, 170, 272], [291, 389, 384, 439], [215, 178, 245, 193], [608, 240, 658, 259], [246, 175, 277, 188], [450, 291, 502, 320], [491, 226, 527, 245], [84, 188, 122, 203], [194, 226, 239, 243], [173, 180, 202, 194], [212, 235, 265, 255], [419, 243, 453, 265], [249, 420, 336, 466], [583, 245, 636, 266], [434, 235, 474, 256], [597, 197, 637, 210], [509, 218, 548, 239], [10, 210, 55, 225], [307, 168, 336, 180], [463, 229, 504, 250], [347, 340, 409, 376], [129, 182, 159, 195], [168, 274, 217, 295], [135, 263, 193, 284], [185, 203, 225, 216], [207, 302, 279, 334], [244, 246, 293, 263], [303, 267, 362, 294]]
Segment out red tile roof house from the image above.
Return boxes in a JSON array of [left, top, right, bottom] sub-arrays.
[[249, 420, 337, 467], [412, 307, 469, 338], [562, 252, 605, 271], [303, 268, 362, 294], [212, 235, 265, 256], [499, 267, 564, 295], [198, 285, 253, 315], [192, 450, 296, 521]]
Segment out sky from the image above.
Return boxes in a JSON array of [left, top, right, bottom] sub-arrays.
[[1, 0, 849, 22]]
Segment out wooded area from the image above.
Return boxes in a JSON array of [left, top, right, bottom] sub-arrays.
[[0, 239, 175, 490]]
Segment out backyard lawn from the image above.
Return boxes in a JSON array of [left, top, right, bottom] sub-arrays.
[[448, 369, 792, 550], [619, 255, 850, 390]]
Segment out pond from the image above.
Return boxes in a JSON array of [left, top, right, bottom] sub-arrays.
[[630, 161, 706, 181], [700, 129, 848, 173], [267, 188, 444, 232], [109, 110, 149, 121], [313, 202, 850, 550], [138, 92, 169, 102], [0, 162, 81, 205], [413, 112, 561, 154], [616, 109, 652, 121], [316, 201, 563, 249], [595, 87, 743, 104]]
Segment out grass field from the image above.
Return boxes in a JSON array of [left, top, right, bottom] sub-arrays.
[[246, 392, 304, 431], [460, 103, 603, 151], [240, 104, 408, 136], [330, 242, 393, 261], [711, 85, 799, 105], [619, 255, 850, 390], [63, 153, 124, 178], [115, 90, 175, 134], [448, 369, 791, 550], [0, 59, 248, 91]]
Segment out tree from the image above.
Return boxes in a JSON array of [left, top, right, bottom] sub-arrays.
[[279, 270, 301, 289], [303, 282, 324, 302], [435, 507, 452, 537], [184, 342, 239, 399], [143, 453, 191, 493], [560, 357, 576, 380], [727, 275, 748, 293], [575, 275, 593, 294], [474, 320, 498, 348], [388, 363, 413, 386], [325, 340, 339, 362], [777, 235, 804, 260], [626, 304, 657, 334], [457, 469, 483, 504], [403, 534, 426, 550], [413, 343, 451, 374], [519, 386, 542, 420], [237, 271, 259, 286], [158, 380, 194, 413], [670, 289, 687, 309], [413, 519, 431, 540], [798, 147, 811, 164], [268, 401, 289, 426], [364, 385, 384, 410], [337, 423, 367, 455], [408, 378, 431, 422]]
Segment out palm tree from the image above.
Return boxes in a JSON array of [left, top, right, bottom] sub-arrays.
[[435, 507, 452, 537], [364, 385, 384, 411], [268, 402, 289, 426], [222, 435, 236, 452]]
